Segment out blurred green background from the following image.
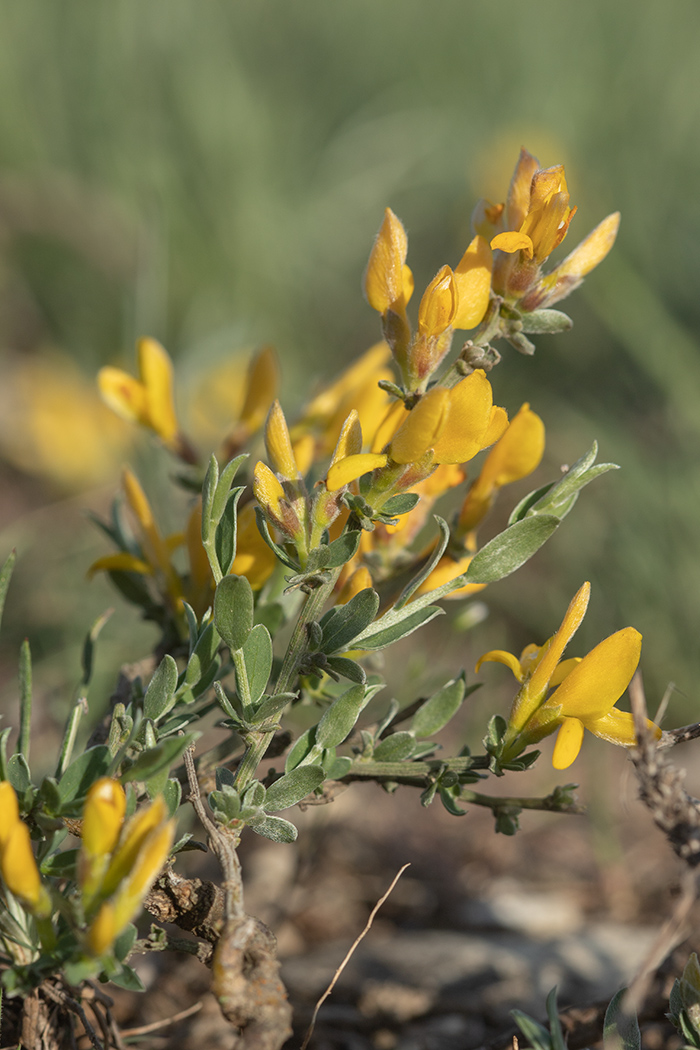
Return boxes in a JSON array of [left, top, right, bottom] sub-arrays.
[[1, 0, 699, 760]]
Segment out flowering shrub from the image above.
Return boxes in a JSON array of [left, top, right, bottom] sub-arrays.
[[0, 147, 687, 1048]]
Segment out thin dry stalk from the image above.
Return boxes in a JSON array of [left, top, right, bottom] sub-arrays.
[[300, 863, 410, 1050]]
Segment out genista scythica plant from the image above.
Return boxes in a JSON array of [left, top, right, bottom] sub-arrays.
[[0, 148, 681, 1048]]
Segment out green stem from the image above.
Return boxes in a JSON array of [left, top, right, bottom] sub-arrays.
[[234, 571, 339, 793], [18, 639, 32, 762], [460, 789, 585, 815], [345, 755, 489, 785]]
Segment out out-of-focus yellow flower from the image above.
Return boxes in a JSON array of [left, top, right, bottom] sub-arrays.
[[85, 794, 175, 956], [0, 351, 131, 491], [0, 783, 50, 916], [458, 403, 544, 539], [220, 345, 279, 457], [336, 566, 373, 605], [413, 552, 486, 600], [88, 468, 185, 613], [99, 338, 185, 454], [230, 501, 277, 590], [80, 778, 127, 903], [476, 582, 660, 768]]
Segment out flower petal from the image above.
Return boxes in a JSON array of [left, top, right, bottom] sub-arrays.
[[527, 582, 590, 699], [584, 708, 661, 747], [364, 208, 409, 315], [491, 231, 534, 258], [326, 452, 388, 492], [431, 371, 495, 465], [475, 648, 524, 680], [552, 717, 584, 769], [452, 236, 493, 331], [390, 387, 449, 465], [546, 627, 642, 720]]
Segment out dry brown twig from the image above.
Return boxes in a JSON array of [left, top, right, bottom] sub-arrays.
[[300, 863, 411, 1050], [622, 673, 700, 1015]]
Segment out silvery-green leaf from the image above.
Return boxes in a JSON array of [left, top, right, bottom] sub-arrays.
[[201, 455, 219, 543], [241, 624, 273, 706], [214, 574, 254, 652], [320, 587, 379, 654], [603, 990, 642, 1050], [144, 655, 178, 722], [463, 516, 560, 583], [211, 455, 248, 527], [58, 745, 111, 803], [325, 756, 352, 780], [350, 605, 443, 652], [121, 733, 197, 783], [248, 815, 298, 843], [323, 530, 362, 568], [163, 777, 182, 817], [380, 493, 420, 516], [372, 732, 416, 762], [316, 685, 368, 749], [251, 691, 296, 725], [411, 676, 466, 738], [325, 656, 366, 684], [520, 308, 573, 334], [215, 488, 244, 576], [264, 765, 325, 811], [395, 516, 450, 609], [285, 726, 318, 772], [184, 622, 221, 688]]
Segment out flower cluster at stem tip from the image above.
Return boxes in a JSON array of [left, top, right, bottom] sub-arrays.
[[91, 145, 643, 769]]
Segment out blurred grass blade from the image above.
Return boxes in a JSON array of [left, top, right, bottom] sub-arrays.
[[17, 639, 32, 762], [0, 550, 16, 635]]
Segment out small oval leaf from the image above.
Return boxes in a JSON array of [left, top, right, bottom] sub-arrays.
[[214, 574, 254, 652]]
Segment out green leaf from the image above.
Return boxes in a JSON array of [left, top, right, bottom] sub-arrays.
[[603, 989, 641, 1050], [545, 987, 567, 1050], [81, 608, 114, 688], [121, 734, 196, 783], [380, 493, 420, 516], [201, 455, 220, 544], [211, 455, 248, 528], [113, 923, 138, 964], [373, 732, 416, 762], [509, 443, 618, 526], [162, 777, 182, 817], [0, 549, 16, 635], [40, 848, 79, 878], [316, 685, 369, 748], [511, 1010, 553, 1050], [248, 814, 298, 842], [214, 574, 254, 652], [325, 656, 366, 684], [143, 655, 179, 722], [350, 605, 444, 652], [215, 488, 244, 576], [264, 765, 325, 811], [325, 756, 352, 780], [320, 588, 380, 654], [109, 964, 145, 992], [285, 726, 318, 772], [0, 726, 12, 781], [463, 516, 560, 583], [17, 639, 32, 762], [58, 746, 111, 803], [241, 624, 273, 706], [184, 622, 221, 689], [323, 530, 362, 568], [254, 507, 299, 570], [251, 691, 296, 725], [520, 308, 573, 334], [411, 676, 466, 738], [395, 517, 450, 609]]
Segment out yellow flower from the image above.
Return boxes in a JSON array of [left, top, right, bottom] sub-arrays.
[[476, 582, 660, 768], [389, 371, 507, 467], [85, 797, 175, 956], [413, 552, 486, 600], [79, 778, 127, 903], [0, 783, 50, 916], [99, 338, 181, 451], [265, 400, 301, 482], [221, 345, 279, 457], [482, 148, 619, 307], [364, 208, 413, 317], [458, 403, 545, 538]]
